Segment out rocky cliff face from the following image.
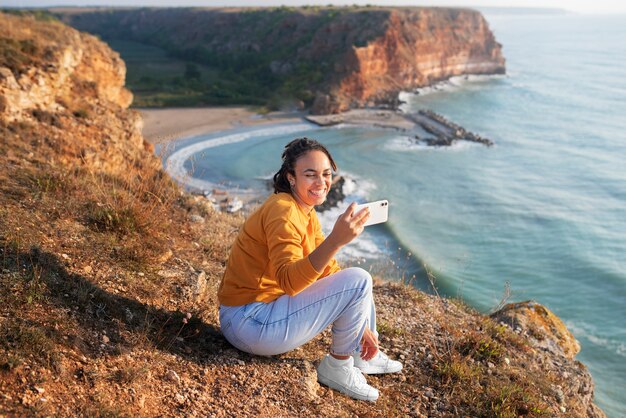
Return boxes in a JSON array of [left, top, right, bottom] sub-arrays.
[[54, 6, 504, 114], [312, 8, 505, 113], [0, 11, 152, 175], [492, 301, 605, 417]]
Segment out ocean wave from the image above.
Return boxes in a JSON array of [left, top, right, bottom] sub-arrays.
[[318, 171, 390, 262], [384, 135, 480, 152], [165, 123, 314, 193], [566, 321, 626, 358], [339, 170, 377, 198], [399, 74, 506, 103]]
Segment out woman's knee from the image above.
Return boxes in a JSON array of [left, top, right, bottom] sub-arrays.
[[342, 267, 373, 291]]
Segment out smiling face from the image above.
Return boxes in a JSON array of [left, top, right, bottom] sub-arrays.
[[287, 150, 332, 212]]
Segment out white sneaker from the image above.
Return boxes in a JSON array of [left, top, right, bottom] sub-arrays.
[[317, 355, 379, 402], [352, 350, 403, 375]]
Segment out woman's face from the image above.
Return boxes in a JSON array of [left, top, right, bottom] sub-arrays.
[[288, 150, 332, 212]]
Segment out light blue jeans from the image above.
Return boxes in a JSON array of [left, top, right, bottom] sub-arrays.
[[219, 267, 377, 356]]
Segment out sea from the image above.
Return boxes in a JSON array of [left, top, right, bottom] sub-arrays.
[[161, 12, 626, 416]]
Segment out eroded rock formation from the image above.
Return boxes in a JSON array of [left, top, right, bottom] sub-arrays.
[[492, 301, 605, 417], [312, 8, 505, 113], [0, 12, 154, 175]]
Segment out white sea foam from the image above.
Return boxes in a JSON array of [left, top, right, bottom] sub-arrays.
[[399, 74, 506, 106], [318, 171, 388, 261], [165, 123, 313, 193], [566, 321, 626, 358], [320, 202, 389, 262], [384, 135, 480, 152], [339, 170, 377, 198]]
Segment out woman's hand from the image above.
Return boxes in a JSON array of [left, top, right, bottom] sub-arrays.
[[308, 202, 369, 272], [360, 327, 379, 361], [328, 202, 370, 248]]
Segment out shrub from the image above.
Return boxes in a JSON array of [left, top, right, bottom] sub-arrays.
[[0, 37, 38, 75], [86, 202, 143, 235]]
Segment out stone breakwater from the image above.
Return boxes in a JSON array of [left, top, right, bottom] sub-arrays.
[[407, 109, 494, 147], [306, 108, 493, 147]]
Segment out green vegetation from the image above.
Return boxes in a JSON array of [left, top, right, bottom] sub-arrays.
[[108, 39, 273, 107], [0, 8, 58, 22], [55, 7, 386, 109], [0, 37, 39, 75], [430, 318, 550, 418], [0, 319, 60, 370]]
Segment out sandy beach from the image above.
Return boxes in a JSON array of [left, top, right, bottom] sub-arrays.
[[139, 106, 304, 144], [139, 106, 421, 144]]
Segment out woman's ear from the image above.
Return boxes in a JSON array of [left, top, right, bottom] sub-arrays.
[[287, 173, 295, 186]]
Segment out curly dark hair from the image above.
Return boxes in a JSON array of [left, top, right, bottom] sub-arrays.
[[272, 137, 337, 194]]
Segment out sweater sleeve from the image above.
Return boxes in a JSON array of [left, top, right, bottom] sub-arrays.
[[265, 208, 322, 296], [313, 211, 341, 277]]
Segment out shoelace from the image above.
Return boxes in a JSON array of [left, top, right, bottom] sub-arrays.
[[376, 351, 390, 363], [346, 366, 369, 389]]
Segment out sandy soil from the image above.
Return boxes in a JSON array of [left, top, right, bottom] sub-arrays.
[[138, 107, 304, 144]]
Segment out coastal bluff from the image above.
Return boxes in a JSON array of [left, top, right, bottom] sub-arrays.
[[0, 11, 605, 417], [52, 6, 505, 114]]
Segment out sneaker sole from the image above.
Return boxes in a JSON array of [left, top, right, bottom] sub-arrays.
[[317, 374, 379, 402]]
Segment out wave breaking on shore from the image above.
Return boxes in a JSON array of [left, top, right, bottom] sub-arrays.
[[164, 123, 314, 194]]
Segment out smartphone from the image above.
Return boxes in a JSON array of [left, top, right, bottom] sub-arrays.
[[355, 200, 389, 227]]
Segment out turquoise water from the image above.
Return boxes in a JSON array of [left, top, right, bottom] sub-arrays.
[[165, 13, 626, 416]]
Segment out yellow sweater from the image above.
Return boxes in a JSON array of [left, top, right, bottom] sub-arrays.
[[218, 192, 340, 306]]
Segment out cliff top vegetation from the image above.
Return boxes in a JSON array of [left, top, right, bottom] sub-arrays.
[[50, 6, 504, 114]]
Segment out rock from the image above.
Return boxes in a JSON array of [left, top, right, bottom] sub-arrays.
[[158, 249, 173, 263], [491, 300, 580, 359], [101, 335, 110, 344], [291, 361, 317, 401], [553, 385, 565, 404], [165, 370, 181, 384], [184, 270, 209, 304], [316, 176, 346, 212], [189, 214, 205, 223]]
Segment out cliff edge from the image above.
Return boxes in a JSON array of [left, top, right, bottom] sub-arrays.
[[53, 6, 504, 114], [0, 12, 604, 417]]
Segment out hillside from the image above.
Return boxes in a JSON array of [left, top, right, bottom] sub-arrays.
[[0, 11, 605, 417], [52, 6, 505, 114]]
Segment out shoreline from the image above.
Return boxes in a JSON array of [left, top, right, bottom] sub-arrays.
[[139, 106, 416, 206], [140, 106, 492, 149], [140, 105, 492, 218], [138, 106, 306, 144], [138, 106, 421, 144]]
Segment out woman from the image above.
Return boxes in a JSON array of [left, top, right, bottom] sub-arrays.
[[218, 137, 402, 402]]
